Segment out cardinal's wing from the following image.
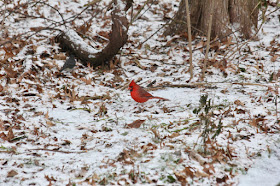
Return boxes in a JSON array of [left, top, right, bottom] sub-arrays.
[[137, 86, 153, 97]]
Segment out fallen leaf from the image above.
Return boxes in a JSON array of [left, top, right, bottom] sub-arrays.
[[127, 119, 145, 128], [216, 175, 228, 183], [234, 100, 245, 106], [0, 132, 7, 141], [184, 166, 194, 179], [271, 54, 278, 62], [169, 132, 180, 138], [46, 119, 55, 127], [195, 170, 209, 177], [249, 119, 258, 127], [80, 77, 92, 85], [203, 163, 215, 175], [7, 128, 15, 142], [7, 170, 18, 177], [174, 171, 187, 186]]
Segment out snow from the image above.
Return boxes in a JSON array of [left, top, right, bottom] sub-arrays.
[[64, 29, 100, 54], [239, 142, 280, 186], [0, 0, 280, 185]]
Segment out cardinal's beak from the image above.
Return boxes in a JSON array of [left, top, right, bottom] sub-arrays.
[[128, 86, 132, 92]]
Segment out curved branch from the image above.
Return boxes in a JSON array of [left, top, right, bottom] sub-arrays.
[[56, 0, 129, 67]]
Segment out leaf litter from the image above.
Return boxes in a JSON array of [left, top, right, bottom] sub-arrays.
[[0, 0, 280, 185]]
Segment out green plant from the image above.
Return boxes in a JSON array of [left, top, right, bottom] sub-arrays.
[[166, 175, 176, 183], [193, 95, 224, 152]]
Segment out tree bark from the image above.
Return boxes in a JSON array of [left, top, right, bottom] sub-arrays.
[[164, 0, 259, 40], [56, 0, 129, 68], [229, 0, 259, 38]]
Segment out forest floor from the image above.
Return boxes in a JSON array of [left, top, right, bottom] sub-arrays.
[[0, 0, 279, 185]]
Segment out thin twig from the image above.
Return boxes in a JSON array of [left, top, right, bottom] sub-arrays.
[[225, 15, 266, 61], [185, 0, 193, 80], [32, 1, 66, 25], [0, 1, 95, 47], [276, 85, 279, 121], [224, 3, 280, 62], [130, 0, 153, 25], [29, 148, 87, 154], [157, 82, 271, 89], [137, 21, 170, 48]]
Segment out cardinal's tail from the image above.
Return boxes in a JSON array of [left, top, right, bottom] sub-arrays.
[[151, 96, 169, 101]]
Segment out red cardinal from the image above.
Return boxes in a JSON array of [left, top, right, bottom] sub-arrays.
[[128, 80, 169, 103]]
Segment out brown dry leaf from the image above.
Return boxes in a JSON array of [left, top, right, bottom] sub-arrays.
[[70, 89, 78, 102], [166, 144, 175, 149], [0, 132, 7, 141], [235, 108, 246, 114], [7, 128, 15, 142], [203, 163, 215, 175], [0, 84, 3, 92], [36, 85, 43, 93], [45, 175, 56, 182], [277, 70, 280, 78], [271, 55, 279, 62], [127, 119, 145, 128], [4, 67, 17, 78], [3, 46, 15, 59], [169, 132, 180, 138], [221, 88, 228, 94], [0, 120, 4, 130], [210, 40, 221, 50], [184, 166, 194, 179], [17, 115, 25, 121], [226, 143, 237, 160], [117, 149, 130, 161], [98, 31, 109, 39], [30, 26, 45, 32], [80, 77, 92, 85], [62, 140, 71, 146], [45, 111, 49, 120], [249, 118, 258, 127], [7, 170, 18, 177], [33, 111, 44, 117], [45, 111, 55, 126], [186, 149, 207, 166], [223, 36, 235, 47], [195, 170, 209, 177], [46, 119, 55, 127], [216, 175, 229, 183], [165, 36, 179, 47], [150, 128, 160, 139], [212, 150, 227, 164], [141, 143, 158, 153], [77, 22, 92, 34], [53, 53, 66, 60], [205, 137, 211, 144], [174, 171, 187, 186], [117, 149, 139, 164], [117, 178, 130, 185], [234, 100, 245, 106]]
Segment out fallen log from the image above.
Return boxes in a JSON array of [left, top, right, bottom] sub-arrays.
[[56, 0, 130, 68]]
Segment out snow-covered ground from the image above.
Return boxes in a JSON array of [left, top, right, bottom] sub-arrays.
[[0, 0, 279, 185]]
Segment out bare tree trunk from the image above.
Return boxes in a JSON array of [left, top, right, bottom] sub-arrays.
[[229, 0, 259, 38], [164, 0, 259, 40]]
